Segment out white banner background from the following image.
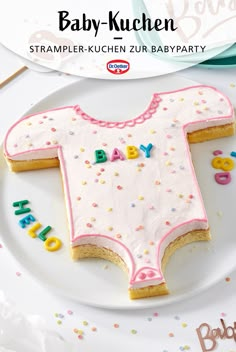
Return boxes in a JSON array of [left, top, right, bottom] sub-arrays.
[[0, 0, 235, 78]]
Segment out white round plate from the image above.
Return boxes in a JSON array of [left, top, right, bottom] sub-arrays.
[[1, 76, 236, 309]]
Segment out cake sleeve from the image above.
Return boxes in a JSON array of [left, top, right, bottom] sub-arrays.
[[159, 85, 234, 133], [4, 106, 78, 161]]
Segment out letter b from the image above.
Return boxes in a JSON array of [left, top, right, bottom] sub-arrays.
[[196, 323, 217, 352], [58, 11, 71, 31], [95, 149, 107, 163], [126, 146, 139, 159]]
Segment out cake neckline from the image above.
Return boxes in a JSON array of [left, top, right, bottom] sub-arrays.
[[73, 93, 162, 129]]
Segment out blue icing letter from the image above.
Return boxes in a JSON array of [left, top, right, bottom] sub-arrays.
[[140, 143, 153, 158], [18, 214, 36, 228]]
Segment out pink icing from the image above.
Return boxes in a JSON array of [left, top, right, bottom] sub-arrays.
[[73, 93, 161, 129]]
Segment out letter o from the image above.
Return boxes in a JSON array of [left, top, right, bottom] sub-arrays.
[[44, 237, 62, 251]]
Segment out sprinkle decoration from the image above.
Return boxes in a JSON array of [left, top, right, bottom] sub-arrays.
[[179, 346, 190, 351], [131, 329, 137, 334], [136, 225, 144, 231]]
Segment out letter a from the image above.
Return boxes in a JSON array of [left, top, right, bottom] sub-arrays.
[[110, 148, 125, 162]]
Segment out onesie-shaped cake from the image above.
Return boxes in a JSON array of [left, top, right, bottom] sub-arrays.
[[4, 86, 235, 299]]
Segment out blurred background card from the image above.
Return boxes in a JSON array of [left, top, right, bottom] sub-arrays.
[[0, 44, 26, 88]]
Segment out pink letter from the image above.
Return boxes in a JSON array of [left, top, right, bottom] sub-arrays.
[[110, 148, 125, 162]]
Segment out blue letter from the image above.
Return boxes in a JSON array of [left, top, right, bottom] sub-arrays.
[[140, 143, 153, 158], [18, 214, 36, 228]]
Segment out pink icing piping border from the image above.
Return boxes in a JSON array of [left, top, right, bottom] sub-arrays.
[[4, 106, 76, 158], [4, 85, 234, 157], [4, 85, 234, 286], [74, 93, 161, 129], [73, 84, 234, 129]]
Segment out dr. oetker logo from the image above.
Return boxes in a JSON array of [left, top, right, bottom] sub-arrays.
[[107, 60, 130, 74]]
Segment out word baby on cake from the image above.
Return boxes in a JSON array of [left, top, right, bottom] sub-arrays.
[[3, 85, 235, 299], [94, 143, 153, 163]]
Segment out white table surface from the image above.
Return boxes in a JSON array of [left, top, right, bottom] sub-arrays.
[[0, 44, 236, 352]]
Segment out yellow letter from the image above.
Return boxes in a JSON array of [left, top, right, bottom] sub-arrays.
[[126, 146, 139, 159]]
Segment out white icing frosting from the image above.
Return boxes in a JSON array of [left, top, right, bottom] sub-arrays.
[[4, 86, 234, 289]]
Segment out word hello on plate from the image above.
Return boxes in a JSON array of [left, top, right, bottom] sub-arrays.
[[12, 200, 62, 252]]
